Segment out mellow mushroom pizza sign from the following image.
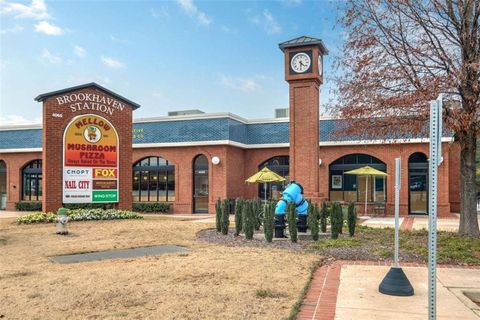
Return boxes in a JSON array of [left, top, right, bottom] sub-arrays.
[[63, 114, 119, 203]]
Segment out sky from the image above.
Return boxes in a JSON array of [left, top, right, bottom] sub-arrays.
[[0, 0, 344, 125]]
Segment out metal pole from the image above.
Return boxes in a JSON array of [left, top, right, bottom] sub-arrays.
[[365, 175, 368, 215], [394, 158, 401, 267], [428, 95, 442, 320]]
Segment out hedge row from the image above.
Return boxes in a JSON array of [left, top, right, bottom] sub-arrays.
[[17, 209, 143, 224], [15, 201, 42, 211], [132, 202, 171, 213]]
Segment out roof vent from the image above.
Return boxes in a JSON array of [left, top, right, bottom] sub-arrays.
[[168, 109, 205, 116], [275, 108, 289, 118]]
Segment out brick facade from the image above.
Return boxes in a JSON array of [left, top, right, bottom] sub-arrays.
[[0, 139, 460, 217]]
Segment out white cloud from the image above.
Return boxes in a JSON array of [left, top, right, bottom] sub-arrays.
[[0, 24, 24, 34], [0, 115, 42, 125], [220, 74, 260, 92], [74, 45, 86, 58], [151, 7, 169, 19], [249, 9, 282, 35], [101, 56, 125, 69], [176, 0, 211, 26], [41, 48, 61, 64], [284, 0, 302, 6], [34, 20, 63, 35], [0, 0, 49, 20]]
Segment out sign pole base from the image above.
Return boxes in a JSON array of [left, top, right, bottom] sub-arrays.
[[379, 267, 414, 296]]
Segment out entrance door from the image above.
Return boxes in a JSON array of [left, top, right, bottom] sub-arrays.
[[408, 153, 428, 215], [193, 155, 209, 213], [0, 161, 6, 210]]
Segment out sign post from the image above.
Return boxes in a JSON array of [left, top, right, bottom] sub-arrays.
[[428, 95, 443, 320], [394, 157, 401, 267], [379, 157, 414, 296]]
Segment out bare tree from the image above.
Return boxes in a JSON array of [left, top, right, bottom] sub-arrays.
[[334, 0, 479, 237]]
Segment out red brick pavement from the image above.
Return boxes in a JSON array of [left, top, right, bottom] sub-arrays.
[[400, 216, 415, 231], [296, 260, 480, 320]]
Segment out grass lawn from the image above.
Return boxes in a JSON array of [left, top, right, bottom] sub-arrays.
[[0, 216, 319, 319], [309, 225, 480, 265]]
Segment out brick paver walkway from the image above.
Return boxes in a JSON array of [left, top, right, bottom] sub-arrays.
[[400, 216, 415, 231], [296, 260, 480, 320]]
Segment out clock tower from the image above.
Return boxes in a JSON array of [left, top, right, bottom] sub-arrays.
[[279, 36, 328, 199]]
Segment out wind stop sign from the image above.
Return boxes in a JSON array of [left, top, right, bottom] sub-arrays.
[[63, 114, 119, 203]]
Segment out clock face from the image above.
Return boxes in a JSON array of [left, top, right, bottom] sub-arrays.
[[318, 54, 323, 76], [291, 52, 311, 73]]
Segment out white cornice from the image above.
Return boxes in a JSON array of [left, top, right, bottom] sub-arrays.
[[0, 137, 455, 154], [0, 148, 42, 153], [0, 124, 42, 131]]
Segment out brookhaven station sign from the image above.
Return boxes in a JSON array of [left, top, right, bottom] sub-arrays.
[[56, 92, 126, 115]]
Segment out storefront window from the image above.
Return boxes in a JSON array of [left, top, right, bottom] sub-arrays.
[[329, 154, 386, 202], [258, 156, 289, 200], [0, 161, 6, 210], [132, 157, 175, 202], [409, 152, 428, 214], [22, 159, 42, 201]]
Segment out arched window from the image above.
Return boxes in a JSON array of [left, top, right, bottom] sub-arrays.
[[329, 154, 386, 202], [22, 159, 42, 201], [408, 152, 428, 214], [0, 160, 6, 210], [258, 156, 289, 200], [132, 156, 175, 202], [193, 155, 209, 213]]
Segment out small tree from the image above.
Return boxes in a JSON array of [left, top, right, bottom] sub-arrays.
[[308, 202, 319, 241], [244, 201, 255, 240], [320, 202, 328, 233], [234, 198, 243, 236], [263, 202, 275, 243], [331, 202, 343, 240], [287, 202, 298, 243], [221, 199, 230, 235], [215, 199, 222, 232], [253, 199, 263, 231], [348, 202, 357, 237]]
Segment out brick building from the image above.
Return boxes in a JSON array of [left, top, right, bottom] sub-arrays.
[[0, 36, 460, 216]]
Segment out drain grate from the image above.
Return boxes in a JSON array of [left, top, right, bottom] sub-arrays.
[[50, 245, 189, 264]]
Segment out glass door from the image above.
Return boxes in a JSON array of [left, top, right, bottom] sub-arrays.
[[193, 155, 209, 213], [409, 172, 428, 214]]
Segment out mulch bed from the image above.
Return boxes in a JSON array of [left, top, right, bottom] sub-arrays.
[[197, 226, 479, 266], [197, 228, 307, 251]]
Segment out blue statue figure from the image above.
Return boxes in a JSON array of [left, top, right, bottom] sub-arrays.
[[274, 181, 308, 238]]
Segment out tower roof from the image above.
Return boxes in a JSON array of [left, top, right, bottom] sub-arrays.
[[278, 36, 328, 54]]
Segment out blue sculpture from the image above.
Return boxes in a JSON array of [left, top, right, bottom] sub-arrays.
[[274, 181, 308, 237]]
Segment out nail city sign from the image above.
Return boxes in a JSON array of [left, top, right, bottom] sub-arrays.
[[63, 114, 119, 203]]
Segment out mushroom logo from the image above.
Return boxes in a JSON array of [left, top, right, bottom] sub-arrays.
[[83, 125, 102, 143]]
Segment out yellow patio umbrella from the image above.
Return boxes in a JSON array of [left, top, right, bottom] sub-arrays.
[[344, 166, 388, 215], [245, 167, 286, 202]]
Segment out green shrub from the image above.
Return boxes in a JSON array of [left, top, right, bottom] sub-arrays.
[[287, 202, 297, 243], [15, 201, 42, 211], [308, 202, 319, 241], [17, 209, 143, 224], [253, 199, 263, 231], [320, 202, 328, 233], [347, 202, 357, 237], [234, 198, 243, 236], [263, 202, 275, 243], [215, 199, 222, 232], [221, 199, 230, 235], [132, 202, 170, 213], [331, 202, 343, 239], [243, 200, 255, 240]]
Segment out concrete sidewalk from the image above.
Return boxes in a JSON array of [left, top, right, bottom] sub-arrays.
[[336, 265, 480, 319], [359, 215, 469, 232], [298, 261, 480, 320], [0, 210, 32, 219]]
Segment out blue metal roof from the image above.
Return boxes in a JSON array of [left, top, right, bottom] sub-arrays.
[[0, 116, 447, 151]]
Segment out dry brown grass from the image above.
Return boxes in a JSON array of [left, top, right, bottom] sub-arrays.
[[0, 216, 320, 319]]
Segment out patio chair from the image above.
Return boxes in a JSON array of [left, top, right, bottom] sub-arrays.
[[374, 201, 386, 216]]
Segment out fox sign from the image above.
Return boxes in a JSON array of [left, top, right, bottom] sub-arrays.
[[63, 114, 119, 203]]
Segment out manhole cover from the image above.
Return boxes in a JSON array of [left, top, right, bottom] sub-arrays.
[[50, 245, 189, 264]]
